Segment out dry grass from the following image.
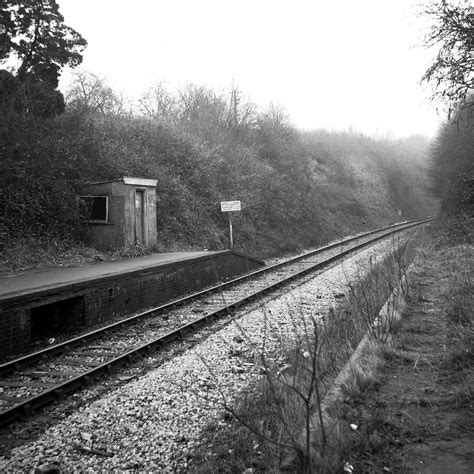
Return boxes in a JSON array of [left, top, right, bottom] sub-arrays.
[[439, 244, 473, 404], [0, 236, 164, 277], [333, 223, 473, 472]]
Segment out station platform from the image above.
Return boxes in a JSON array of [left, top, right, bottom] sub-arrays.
[[0, 251, 219, 302], [0, 250, 265, 358]]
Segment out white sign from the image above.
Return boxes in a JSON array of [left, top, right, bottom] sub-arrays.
[[220, 200, 241, 212]]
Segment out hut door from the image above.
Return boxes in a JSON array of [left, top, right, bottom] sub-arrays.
[[135, 189, 145, 244]]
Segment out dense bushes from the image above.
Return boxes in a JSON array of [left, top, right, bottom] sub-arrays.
[[0, 114, 79, 241], [0, 81, 435, 257], [429, 107, 474, 217]]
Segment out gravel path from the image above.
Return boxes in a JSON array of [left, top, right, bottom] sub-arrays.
[[0, 237, 406, 472]]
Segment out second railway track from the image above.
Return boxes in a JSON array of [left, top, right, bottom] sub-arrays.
[[0, 217, 433, 427]]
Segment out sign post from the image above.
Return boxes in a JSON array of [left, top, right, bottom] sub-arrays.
[[229, 212, 234, 249], [220, 200, 241, 249]]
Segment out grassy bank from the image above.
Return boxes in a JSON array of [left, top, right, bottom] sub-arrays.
[[339, 226, 473, 472]]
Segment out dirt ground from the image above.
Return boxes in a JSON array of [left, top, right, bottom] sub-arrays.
[[344, 244, 473, 473]]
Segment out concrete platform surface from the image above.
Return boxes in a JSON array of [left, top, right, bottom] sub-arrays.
[[0, 251, 223, 301]]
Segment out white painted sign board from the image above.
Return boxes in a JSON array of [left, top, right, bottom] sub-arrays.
[[220, 201, 241, 212]]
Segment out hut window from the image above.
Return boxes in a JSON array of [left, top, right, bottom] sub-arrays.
[[82, 196, 109, 223]]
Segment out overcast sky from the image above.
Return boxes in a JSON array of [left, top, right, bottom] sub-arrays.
[[57, 0, 443, 138]]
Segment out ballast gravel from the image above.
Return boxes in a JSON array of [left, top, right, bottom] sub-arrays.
[[0, 238, 406, 472]]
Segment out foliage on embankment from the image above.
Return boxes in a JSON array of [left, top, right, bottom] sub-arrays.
[[429, 104, 474, 219], [0, 79, 435, 267]]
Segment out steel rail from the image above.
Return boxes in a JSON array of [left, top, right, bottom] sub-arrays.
[[0, 217, 433, 377], [0, 217, 434, 427]]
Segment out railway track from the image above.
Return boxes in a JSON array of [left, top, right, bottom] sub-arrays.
[[0, 217, 433, 427]]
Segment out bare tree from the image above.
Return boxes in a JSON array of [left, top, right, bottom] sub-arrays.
[[177, 84, 227, 126], [65, 70, 127, 115], [421, 0, 474, 119], [137, 82, 178, 122], [259, 103, 292, 131], [226, 84, 257, 132]]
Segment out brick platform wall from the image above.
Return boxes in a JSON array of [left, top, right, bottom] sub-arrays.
[[0, 251, 263, 358], [0, 308, 30, 357]]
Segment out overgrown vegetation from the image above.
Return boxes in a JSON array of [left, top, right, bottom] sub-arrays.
[[192, 237, 417, 472], [0, 76, 435, 268], [429, 104, 474, 222], [340, 220, 473, 472], [441, 244, 473, 389]]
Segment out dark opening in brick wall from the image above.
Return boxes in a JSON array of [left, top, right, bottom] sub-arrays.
[[30, 296, 85, 342]]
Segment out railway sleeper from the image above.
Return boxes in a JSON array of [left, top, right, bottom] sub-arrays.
[[53, 389, 64, 401], [23, 403, 34, 419]]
